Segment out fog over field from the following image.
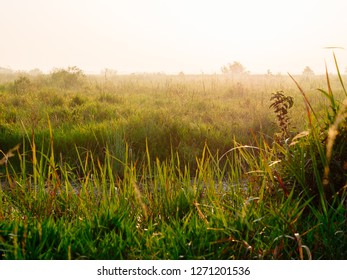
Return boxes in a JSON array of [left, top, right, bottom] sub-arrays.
[[0, 0, 346, 74], [1, 0, 347, 263]]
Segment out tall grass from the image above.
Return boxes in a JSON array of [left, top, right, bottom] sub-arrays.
[[0, 60, 346, 259], [0, 72, 336, 171], [1, 133, 345, 259]]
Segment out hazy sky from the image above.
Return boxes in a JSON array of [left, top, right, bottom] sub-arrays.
[[1, 0, 346, 74]]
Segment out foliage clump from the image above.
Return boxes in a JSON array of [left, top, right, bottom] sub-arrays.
[[269, 91, 294, 143], [49, 66, 86, 90], [10, 76, 32, 95], [221, 61, 248, 76]]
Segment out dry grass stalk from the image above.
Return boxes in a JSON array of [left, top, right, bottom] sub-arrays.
[[133, 182, 148, 221], [193, 201, 209, 225], [294, 233, 312, 260], [0, 144, 20, 165]]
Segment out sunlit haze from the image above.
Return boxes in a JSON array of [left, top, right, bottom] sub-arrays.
[[1, 0, 347, 74]]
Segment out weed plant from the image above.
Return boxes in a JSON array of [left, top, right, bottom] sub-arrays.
[[0, 59, 346, 259]]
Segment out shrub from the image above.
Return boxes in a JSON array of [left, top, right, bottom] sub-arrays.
[[10, 76, 32, 95]]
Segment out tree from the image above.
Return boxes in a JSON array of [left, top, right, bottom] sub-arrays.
[[50, 66, 85, 90], [302, 66, 314, 76], [101, 68, 117, 79], [221, 61, 248, 76], [28, 68, 42, 76], [10, 76, 32, 94], [0, 67, 13, 74]]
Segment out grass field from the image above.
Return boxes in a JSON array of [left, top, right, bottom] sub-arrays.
[[0, 61, 346, 259]]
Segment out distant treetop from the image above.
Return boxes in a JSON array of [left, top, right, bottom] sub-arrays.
[[221, 61, 249, 76], [302, 66, 314, 76]]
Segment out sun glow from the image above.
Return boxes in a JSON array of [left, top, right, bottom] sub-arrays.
[[0, 0, 346, 74]]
